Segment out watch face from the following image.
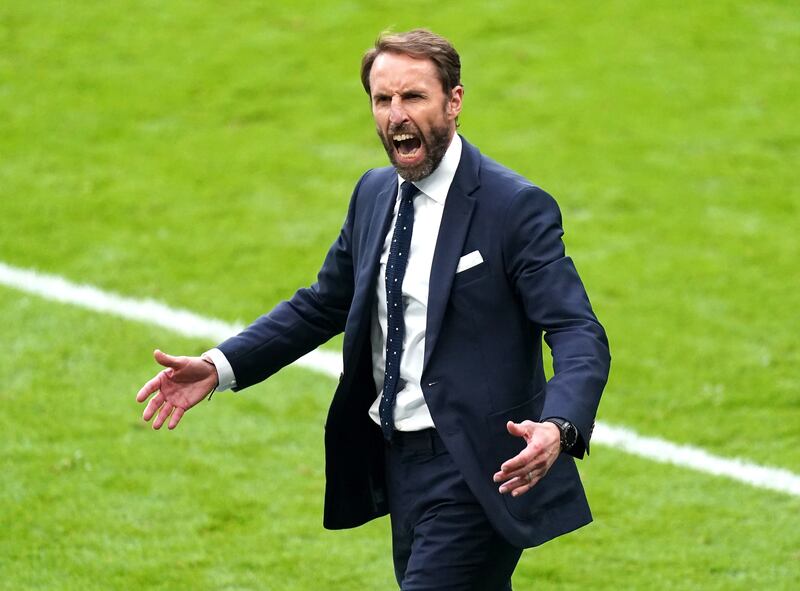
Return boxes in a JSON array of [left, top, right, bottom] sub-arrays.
[[564, 422, 578, 448], [547, 418, 578, 450]]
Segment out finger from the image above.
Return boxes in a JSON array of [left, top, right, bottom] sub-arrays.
[[494, 465, 528, 484], [495, 442, 551, 483], [506, 419, 537, 438], [510, 476, 541, 497], [499, 474, 536, 495], [152, 402, 174, 430], [499, 469, 546, 495], [502, 452, 550, 481], [498, 445, 539, 475], [154, 349, 186, 371], [494, 457, 539, 485], [168, 407, 185, 430], [514, 467, 547, 496], [143, 392, 165, 421], [498, 475, 525, 493], [506, 420, 529, 437], [136, 373, 163, 403]]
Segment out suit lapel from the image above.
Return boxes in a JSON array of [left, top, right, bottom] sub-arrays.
[[361, 177, 398, 282], [344, 176, 397, 363], [423, 138, 481, 370]]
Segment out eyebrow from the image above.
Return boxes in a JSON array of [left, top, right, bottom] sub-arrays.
[[371, 90, 428, 101]]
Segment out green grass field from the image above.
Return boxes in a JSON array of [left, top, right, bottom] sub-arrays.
[[1, 1, 798, 589]]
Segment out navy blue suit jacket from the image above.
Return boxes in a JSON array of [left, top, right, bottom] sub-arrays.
[[218, 136, 610, 548]]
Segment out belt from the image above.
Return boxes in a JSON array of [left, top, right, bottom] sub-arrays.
[[387, 428, 447, 456]]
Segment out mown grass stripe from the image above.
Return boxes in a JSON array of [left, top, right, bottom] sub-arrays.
[[2, 259, 798, 497]]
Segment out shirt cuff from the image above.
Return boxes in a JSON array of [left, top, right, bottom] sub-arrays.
[[202, 348, 237, 392]]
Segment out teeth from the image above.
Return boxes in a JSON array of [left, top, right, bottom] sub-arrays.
[[393, 133, 415, 142]]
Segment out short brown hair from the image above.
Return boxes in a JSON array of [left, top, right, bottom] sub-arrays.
[[360, 29, 462, 96]]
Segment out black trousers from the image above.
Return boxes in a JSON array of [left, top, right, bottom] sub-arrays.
[[385, 428, 522, 591]]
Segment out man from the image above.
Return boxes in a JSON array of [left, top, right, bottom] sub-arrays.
[[136, 29, 610, 590]]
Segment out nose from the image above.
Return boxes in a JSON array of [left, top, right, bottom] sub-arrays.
[[389, 96, 407, 125]]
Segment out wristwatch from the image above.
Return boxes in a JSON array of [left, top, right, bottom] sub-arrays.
[[544, 418, 578, 452]]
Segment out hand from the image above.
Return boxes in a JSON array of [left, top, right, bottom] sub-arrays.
[[135, 349, 218, 430], [493, 420, 561, 497]]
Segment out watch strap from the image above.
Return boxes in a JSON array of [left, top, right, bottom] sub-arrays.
[[544, 417, 577, 452]]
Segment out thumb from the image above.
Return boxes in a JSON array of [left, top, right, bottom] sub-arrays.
[[506, 420, 528, 438], [154, 349, 185, 370]]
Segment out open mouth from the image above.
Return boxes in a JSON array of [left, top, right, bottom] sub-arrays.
[[392, 133, 423, 159]]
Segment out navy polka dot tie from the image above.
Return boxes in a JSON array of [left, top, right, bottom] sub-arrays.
[[379, 180, 418, 441]]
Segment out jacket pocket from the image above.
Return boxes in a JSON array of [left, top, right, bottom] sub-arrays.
[[483, 389, 565, 520], [451, 260, 490, 290], [484, 391, 543, 482], [485, 389, 544, 434]]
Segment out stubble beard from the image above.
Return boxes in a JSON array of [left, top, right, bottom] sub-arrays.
[[378, 120, 452, 182]]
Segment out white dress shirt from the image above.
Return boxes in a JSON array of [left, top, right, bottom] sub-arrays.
[[368, 134, 461, 430], [207, 135, 463, 433]]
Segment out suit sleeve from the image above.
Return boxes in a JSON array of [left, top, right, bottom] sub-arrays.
[[502, 186, 611, 457], [215, 174, 367, 391]]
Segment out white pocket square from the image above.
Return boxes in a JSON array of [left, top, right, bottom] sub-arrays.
[[456, 250, 484, 273]]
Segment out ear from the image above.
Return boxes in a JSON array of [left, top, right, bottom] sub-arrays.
[[446, 85, 464, 121]]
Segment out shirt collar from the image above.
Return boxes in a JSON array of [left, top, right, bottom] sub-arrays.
[[397, 133, 462, 205]]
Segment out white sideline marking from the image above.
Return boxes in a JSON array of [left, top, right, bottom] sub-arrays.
[[594, 423, 800, 496], [2, 260, 799, 498]]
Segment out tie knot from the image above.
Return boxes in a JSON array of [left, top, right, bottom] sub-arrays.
[[399, 181, 417, 202]]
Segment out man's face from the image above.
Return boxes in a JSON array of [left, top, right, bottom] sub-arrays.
[[369, 52, 463, 181]]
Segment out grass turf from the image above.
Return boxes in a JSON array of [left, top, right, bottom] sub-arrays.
[[1, 0, 799, 588], [1, 289, 798, 589]]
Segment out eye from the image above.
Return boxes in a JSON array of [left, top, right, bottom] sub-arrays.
[[372, 95, 390, 106]]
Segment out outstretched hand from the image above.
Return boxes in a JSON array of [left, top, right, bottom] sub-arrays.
[[493, 420, 561, 497], [135, 350, 218, 430]]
